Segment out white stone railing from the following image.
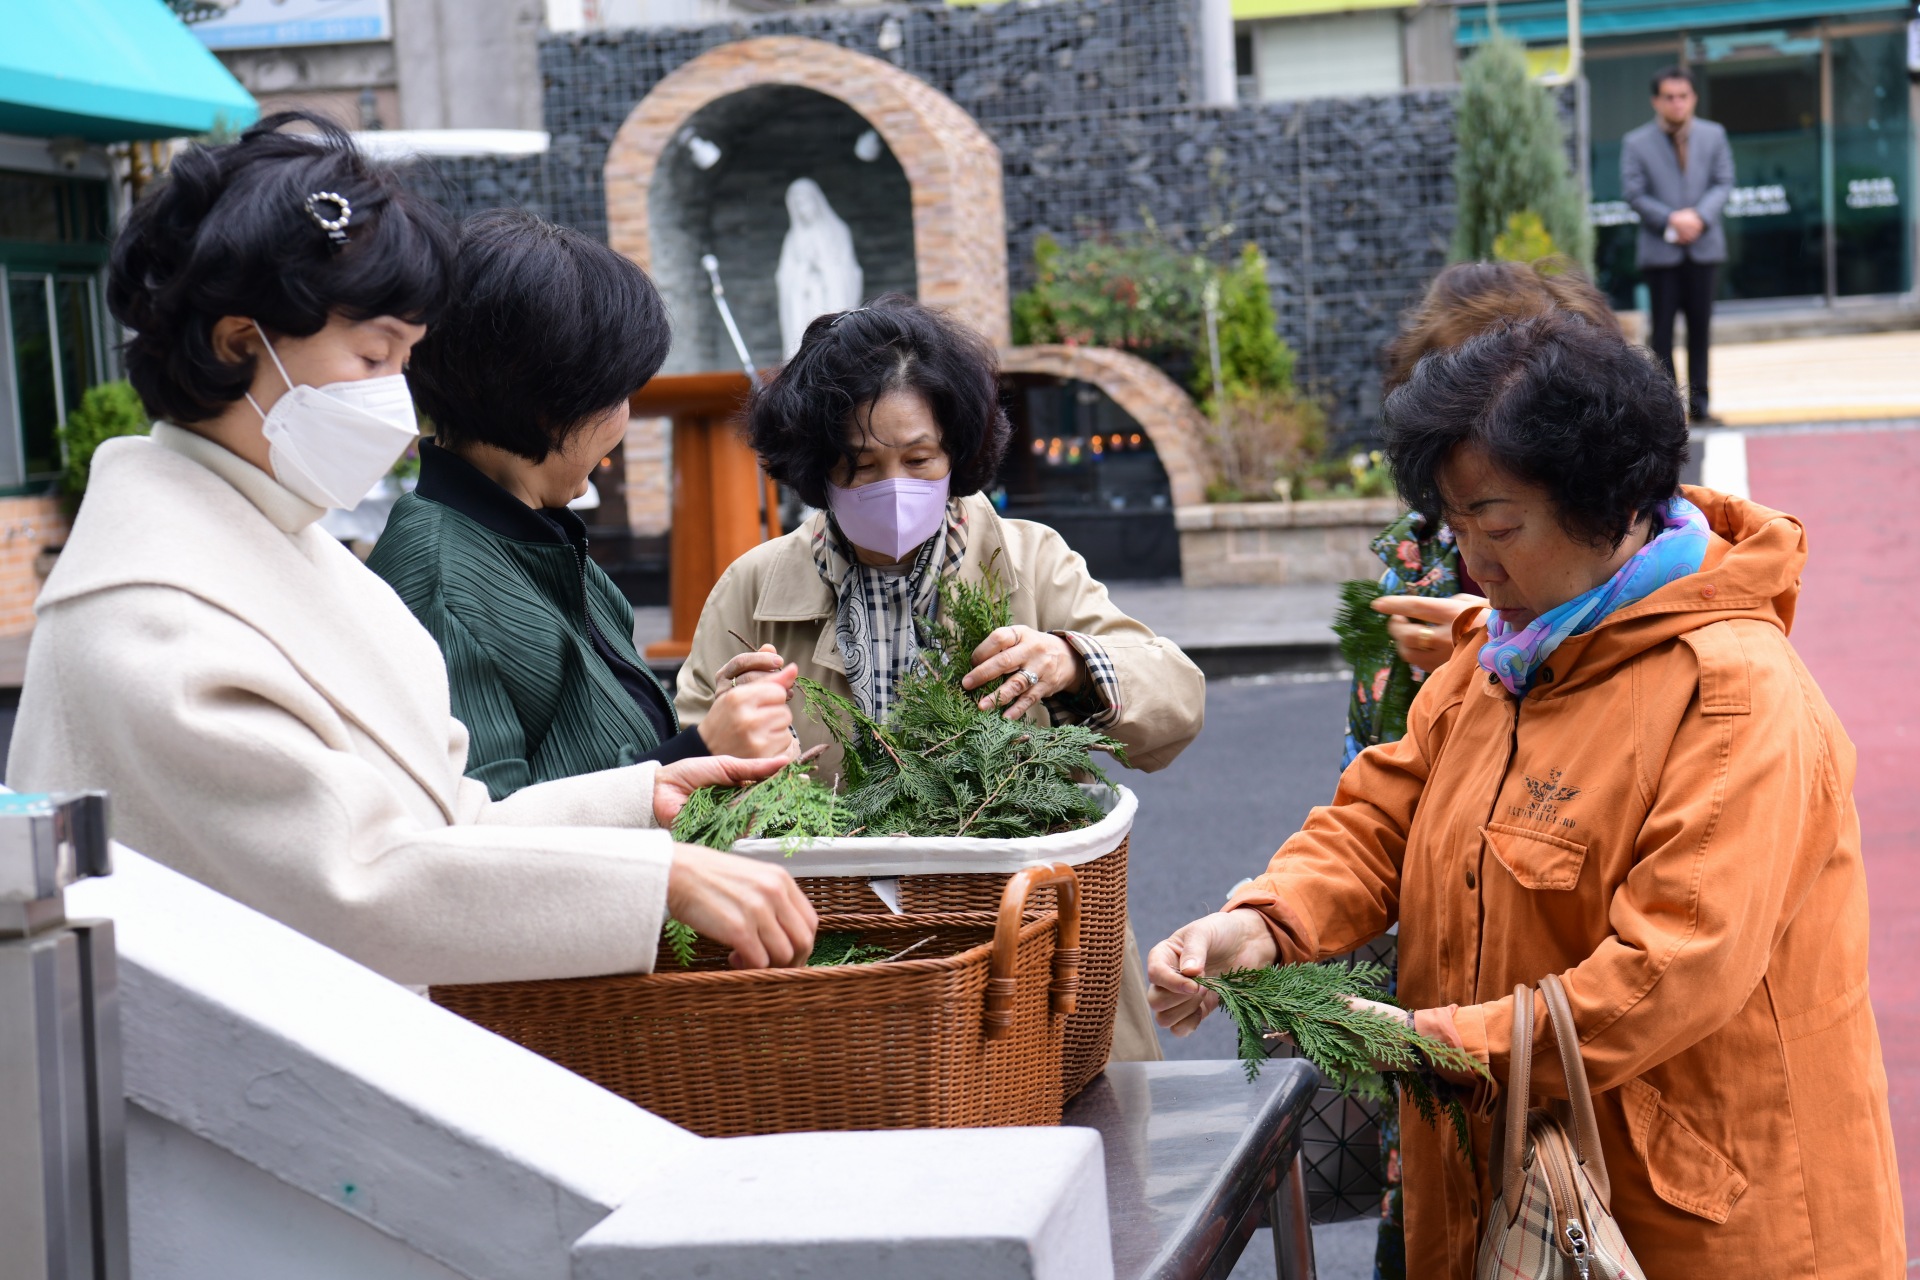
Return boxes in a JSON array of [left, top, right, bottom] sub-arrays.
[[66, 849, 1112, 1280]]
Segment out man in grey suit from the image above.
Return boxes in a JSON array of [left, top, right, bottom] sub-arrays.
[[1622, 66, 1735, 423]]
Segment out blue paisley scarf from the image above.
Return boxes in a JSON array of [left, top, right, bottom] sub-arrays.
[[1479, 494, 1711, 695]]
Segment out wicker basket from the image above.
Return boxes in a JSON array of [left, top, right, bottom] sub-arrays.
[[431, 864, 1082, 1137], [797, 840, 1125, 1099], [729, 784, 1133, 1100]]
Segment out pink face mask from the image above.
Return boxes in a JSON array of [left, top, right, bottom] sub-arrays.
[[826, 475, 951, 561]]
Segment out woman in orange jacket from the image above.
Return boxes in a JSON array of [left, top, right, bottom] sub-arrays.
[[1148, 312, 1903, 1276]]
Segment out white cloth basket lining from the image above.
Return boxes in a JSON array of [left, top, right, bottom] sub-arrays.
[[729, 784, 1137, 877]]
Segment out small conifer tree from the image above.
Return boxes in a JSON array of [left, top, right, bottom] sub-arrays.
[[1451, 38, 1592, 269], [1212, 244, 1294, 395]]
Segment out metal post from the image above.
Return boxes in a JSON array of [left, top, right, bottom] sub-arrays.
[[1269, 1152, 1318, 1280], [1821, 32, 1839, 303], [1197, 0, 1238, 107], [0, 791, 127, 1280], [700, 254, 761, 390]]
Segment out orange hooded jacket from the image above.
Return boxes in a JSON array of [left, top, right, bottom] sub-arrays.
[[1226, 488, 1903, 1277]]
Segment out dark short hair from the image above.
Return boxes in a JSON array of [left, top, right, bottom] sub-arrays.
[[746, 295, 1011, 508], [108, 112, 454, 426], [1650, 66, 1696, 95], [407, 209, 670, 463], [1383, 313, 1689, 550]]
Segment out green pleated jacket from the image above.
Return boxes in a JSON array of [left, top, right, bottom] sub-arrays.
[[368, 444, 698, 800]]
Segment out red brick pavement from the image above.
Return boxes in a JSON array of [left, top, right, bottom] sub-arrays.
[[1746, 427, 1920, 1262]]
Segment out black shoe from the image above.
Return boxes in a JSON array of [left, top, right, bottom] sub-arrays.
[[1690, 407, 1723, 426]]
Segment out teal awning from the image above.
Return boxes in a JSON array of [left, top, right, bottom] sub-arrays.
[[0, 0, 258, 142], [1457, 0, 1906, 45]]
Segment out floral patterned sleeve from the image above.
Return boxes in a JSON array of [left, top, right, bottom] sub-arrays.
[[1343, 512, 1462, 766]]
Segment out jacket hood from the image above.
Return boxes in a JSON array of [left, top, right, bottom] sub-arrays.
[[1481, 485, 1808, 690]]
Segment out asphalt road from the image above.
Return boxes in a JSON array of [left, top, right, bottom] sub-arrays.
[[1116, 671, 1352, 1063]]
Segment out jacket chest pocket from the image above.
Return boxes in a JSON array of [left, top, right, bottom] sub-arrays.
[[1483, 822, 1588, 891]]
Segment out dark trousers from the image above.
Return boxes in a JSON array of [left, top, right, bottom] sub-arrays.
[[1644, 260, 1718, 419]]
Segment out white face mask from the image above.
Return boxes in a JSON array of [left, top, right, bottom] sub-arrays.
[[245, 322, 418, 510]]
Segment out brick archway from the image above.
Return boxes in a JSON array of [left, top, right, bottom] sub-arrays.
[[604, 36, 1009, 348], [1000, 345, 1213, 509]]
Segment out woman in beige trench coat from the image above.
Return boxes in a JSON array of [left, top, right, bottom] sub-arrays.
[[677, 296, 1207, 1062]]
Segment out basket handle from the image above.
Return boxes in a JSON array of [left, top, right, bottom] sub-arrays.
[[984, 862, 1082, 1040]]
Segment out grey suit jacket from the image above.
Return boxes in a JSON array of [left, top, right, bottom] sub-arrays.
[[1621, 117, 1735, 267]]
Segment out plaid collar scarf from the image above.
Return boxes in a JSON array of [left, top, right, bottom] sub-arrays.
[[812, 500, 969, 719]]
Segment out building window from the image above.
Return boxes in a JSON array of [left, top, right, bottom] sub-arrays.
[[0, 170, 112, 491], [1250, 10, 1407, 103]]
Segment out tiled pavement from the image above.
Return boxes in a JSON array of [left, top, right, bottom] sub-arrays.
[[1744, 423, 1920, 1260]]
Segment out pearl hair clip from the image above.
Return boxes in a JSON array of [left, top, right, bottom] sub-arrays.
[[304, 191, 352, 249]]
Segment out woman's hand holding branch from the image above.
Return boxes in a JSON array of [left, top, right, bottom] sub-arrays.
[[665, 842, 818, 969], [1145, 909, 1280, 1036], [699, 656, 801, 760], [962, 625, 1088, 719], [1371, 594, 1487, 672]]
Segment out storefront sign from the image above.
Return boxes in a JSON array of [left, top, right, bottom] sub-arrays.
[[1846, 178, 1900, 209], [1725, 185, 1792, 218], [1587, 200, 1638, 228], [189, 0, 392, 50]]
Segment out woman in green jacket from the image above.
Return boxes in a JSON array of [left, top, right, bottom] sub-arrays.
[[369, 210, 794, 799]]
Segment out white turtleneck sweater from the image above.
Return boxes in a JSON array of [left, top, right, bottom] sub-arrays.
[[8, 424, 674, 985]]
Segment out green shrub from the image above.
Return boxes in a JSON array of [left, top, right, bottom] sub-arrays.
[[1201, 384, 1327, 503], [56, 381, 151, 499], [1451, 38, 1592, 268], [1492, 210, 1558, 264], [1011, 233, 1209, 371], [1209, 244, 1295, 396], [1014, 233, 1343, 503], [1013, 235, 1304, 398]]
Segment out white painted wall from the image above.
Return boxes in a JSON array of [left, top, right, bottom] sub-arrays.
[[63, 849, 1115, 1280], [1252, 11, 1406, 102], [127, 1108, 468, 1280]]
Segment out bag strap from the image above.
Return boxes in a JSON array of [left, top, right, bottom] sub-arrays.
[[1539, 972, 1612, 1210], [1500, 982, 1533, 1219]]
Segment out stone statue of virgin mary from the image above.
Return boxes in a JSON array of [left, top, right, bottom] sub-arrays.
[[776, 177, 864, 359]]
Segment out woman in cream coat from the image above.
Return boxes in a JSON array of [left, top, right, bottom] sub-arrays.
[[679, 297, 1206, 1060], [8, 115, 815, 985]]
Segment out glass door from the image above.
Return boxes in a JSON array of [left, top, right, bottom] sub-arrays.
[[1697, 34, 1826, 300], [1830, 28, 1913, 295]]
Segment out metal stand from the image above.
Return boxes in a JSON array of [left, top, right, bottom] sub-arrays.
[[1271, 1152, 1319, 1280], [0, 791, 127, 1280], [1064, 1060, 1320, 1279]]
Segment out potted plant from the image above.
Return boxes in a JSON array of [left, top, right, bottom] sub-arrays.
[[42, 380, 152, 575]]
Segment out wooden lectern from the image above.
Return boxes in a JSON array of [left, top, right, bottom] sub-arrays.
[[630, 371, 780, 661]]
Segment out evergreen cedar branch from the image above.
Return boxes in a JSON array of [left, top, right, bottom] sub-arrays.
[[670, 555, 1127, 849], [1333, 578, 1421, 747], [1197, 961, 1489, 1157], [661, 559, 1126, 965]]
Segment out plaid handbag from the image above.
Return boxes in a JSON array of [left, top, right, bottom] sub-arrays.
[[1474, 974, 1647, 1280]]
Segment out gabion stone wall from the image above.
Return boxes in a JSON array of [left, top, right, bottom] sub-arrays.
[[425, 0, 1461, 444]]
